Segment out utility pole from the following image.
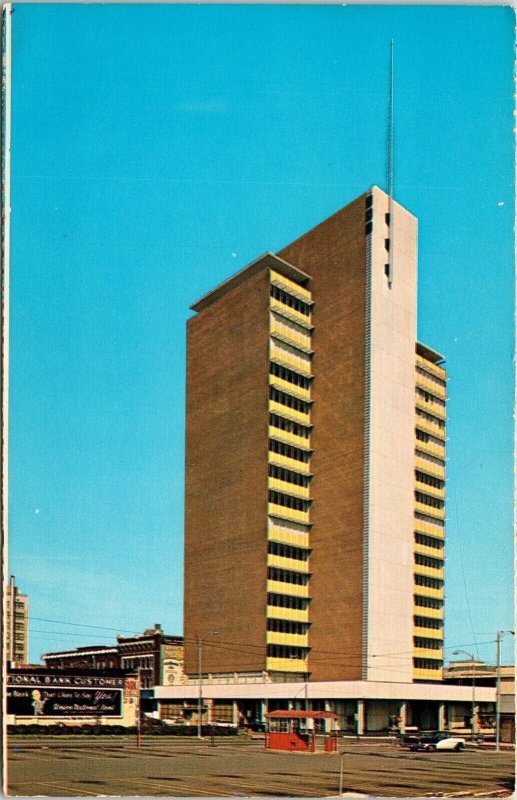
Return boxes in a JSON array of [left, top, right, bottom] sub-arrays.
[[453, 649, 476, 740], [338, 752, 345, 795], [495, 631, 501, 752], [197, 636, 202, 739], [9, 576, 15, 663], [197, 631, 218, 739], [136, 666, 142, 749], [495, 630, 515, 752]]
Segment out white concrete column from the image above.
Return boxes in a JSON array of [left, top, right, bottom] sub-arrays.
[[232, 700, 238, 727], [438, 703, 446, 731], [356, 700, 365, 735], [473, 704, 479, 735], [324, 700, 332, 733], [260, 699, 268, 725], [398, 701, 407, 733]]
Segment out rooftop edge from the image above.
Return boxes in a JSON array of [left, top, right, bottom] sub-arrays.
[[190, 252, 311, 314], [417, 341, 445, 365]]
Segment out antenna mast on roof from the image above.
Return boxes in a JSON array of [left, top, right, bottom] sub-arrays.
[[387, 39, 394, 287]]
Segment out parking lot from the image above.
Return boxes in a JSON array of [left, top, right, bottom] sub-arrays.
[[6, 735, 515, 797]]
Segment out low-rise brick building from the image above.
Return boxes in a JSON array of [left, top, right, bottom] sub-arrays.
[[43, 625, 184, 690]]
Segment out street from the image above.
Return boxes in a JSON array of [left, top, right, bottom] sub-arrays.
[[6, 735, 515, 797]]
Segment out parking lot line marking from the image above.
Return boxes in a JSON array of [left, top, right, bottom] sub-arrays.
[[224, 781, 324, 796], [31, 779, 103, 796], [119, 776, 235, 796], [198, 774, 327, 796]]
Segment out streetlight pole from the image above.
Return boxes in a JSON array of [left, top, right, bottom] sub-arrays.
[[495, 630, 514, 752], [197, 631, 218, 739], [197, 636, 202, 740], [136, 665, 142, 749], [453, 649, 476, 741], [495, 631, 501, 752], [472, 659, 476, 740]]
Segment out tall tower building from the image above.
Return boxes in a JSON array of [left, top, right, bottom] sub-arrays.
[[5, 576, 29, 664], [184, 187, 446, 684]]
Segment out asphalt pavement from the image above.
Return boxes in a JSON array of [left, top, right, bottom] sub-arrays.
[[6, 735, 515, 797]]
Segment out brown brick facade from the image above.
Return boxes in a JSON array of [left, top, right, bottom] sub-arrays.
[[184, 269, 271, 675], [277, 193, 368, 681]]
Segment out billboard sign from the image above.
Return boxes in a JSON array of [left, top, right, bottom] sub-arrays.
[[7, 674, 123, 717]]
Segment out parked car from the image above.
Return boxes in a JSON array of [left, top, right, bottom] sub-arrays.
[[401, 731, 466, 752]]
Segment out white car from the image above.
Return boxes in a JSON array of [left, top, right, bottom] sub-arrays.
[[422, 733, 465, 753], [403, 731, 466, 752], [434, 734, 466, 752]]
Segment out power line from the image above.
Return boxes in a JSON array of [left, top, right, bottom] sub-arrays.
[[28, 615, 140, 634], [24, 614, 496, 663], [185, 635, 496, 662], [30, 629, 118, 641]]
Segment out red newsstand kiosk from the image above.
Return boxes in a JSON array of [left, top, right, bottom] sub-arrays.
[[265, 710, 339, 753]]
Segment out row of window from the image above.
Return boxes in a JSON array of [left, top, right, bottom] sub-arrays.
[[416, 386, 446, 408], [93, 659, 117, 670], [270, 413, 311, 440], [270, 284, 311, 317], [415, 491, 444, 510], [272, 313, 312, 344], [415, 553, 444, 570], [415, 471, 444, 490], [416, 408, 446, 429], [415, 532, 444, 550], [270, 386, 311, 415], [272, 337, 313, 371], [415, 429, 445, 448], [415, 511, 444, 528], [267, 644, 309, 660], [268, 567, 310, 586], [414, 615, 443, 629], [269, 438, 311, 464], [416, 365, 446, 390], [267, 618, 310, 635], [267, 592, 310, 610], [270, 361, 311, 390], [269, 490, 311, 513], [122, 656, 154, 669], [414, 594, 443, 610], [413, 658, 443, 670], [417, 450, 445, 469], [269, 464, 311, 488], [414, 637, 443, 650], [415, 574, 443, 589], [268, 541, 310, 562]]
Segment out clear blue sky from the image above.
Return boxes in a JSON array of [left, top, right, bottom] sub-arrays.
[[8, 4, 514, 666]]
